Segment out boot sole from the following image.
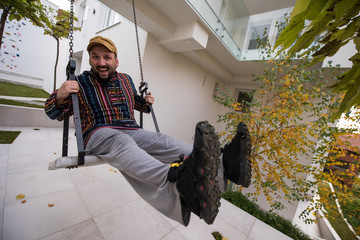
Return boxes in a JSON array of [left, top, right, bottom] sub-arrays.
[[193, 121, 221, 224]]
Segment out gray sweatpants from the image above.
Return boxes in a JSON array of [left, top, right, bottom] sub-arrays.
[[85, 127, 225, 225]]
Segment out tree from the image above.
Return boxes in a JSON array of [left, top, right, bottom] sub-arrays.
[[43, 7, 80, 91], [0, 0, 49, 50], [275, 0, 360, 120], [215, 27, 359, 224]]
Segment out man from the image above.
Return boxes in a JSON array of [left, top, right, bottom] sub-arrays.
[[45, 36, 252, 226]]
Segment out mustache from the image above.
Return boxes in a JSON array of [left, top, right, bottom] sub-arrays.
[[90, 68, 113, 83]]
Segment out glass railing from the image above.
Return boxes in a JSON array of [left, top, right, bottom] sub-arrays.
[[186, 0, 249, 60], [185, 0, 292, 61]]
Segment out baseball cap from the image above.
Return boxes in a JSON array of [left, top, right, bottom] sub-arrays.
[[87, 36, 117, 56]]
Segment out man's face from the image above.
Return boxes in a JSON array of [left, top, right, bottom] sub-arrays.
[[89, 45, 119, 81]]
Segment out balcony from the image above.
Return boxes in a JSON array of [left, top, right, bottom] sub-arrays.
[[186, 0, 293, 61], [186, 0, 248, 60]]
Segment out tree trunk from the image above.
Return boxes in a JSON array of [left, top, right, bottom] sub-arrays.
[[0, 7, 11, 50], [53, 37, 60, 91]]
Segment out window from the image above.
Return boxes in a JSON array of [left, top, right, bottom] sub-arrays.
[[103, 8, 121, 29], [247, 23, 270, 50], [235, 90, 253, 112]]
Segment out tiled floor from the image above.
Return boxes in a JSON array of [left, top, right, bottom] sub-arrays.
[[0, 127, 292, 240]]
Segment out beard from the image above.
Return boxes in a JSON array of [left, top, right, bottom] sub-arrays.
[[90, 67, 116, 84]]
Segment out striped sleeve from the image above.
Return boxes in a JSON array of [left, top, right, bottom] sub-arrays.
[[44, 90, 74, 121]]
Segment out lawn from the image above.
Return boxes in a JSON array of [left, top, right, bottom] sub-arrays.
[[0, 81, 48, 108], [0, 81, 49, 98], [0, 131, 21, 144], [0, 98, 44, 109]]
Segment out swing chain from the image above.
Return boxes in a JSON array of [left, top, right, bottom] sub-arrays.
[[131, 0, 160, 132], [68, 0, 75, 58], [132, 0, 144, 85]]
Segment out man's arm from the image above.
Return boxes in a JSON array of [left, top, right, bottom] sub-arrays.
[[44, 80, 79, 120], [56, 80, 79, 107]]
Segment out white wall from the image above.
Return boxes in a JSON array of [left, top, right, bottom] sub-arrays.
[[141, 34, 226, 144], [0, 0, 69, 93]]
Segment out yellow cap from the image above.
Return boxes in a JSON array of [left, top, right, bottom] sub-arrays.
[[87, 36, 117, 56]]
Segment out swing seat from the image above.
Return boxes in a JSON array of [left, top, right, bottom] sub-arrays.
[[48, 155, 105, 170]]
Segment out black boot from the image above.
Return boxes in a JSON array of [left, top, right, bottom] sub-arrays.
[[222, 122, 252, 187], [167, 121, 221, 226]]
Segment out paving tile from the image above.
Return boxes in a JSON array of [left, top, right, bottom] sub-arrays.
[[0, 199, 4, 240], [5, 169, 74, 204], [164, 214, 182, 229], [46, 128, 68, 140], [211, 214, 248, 240], [175, 212, 247, 240], [0, 169, 6, 202], [161, 229, 187, 240], [40, 219, 104, 240], [217, 199, 257, 236], [0, 149, 8, 201], [0, 126, 303, 240], [8, 128, 77, 157], [69, 164, 120, 187], [94, 199, 174, 240], [249, 219, 292, 240], [174, 215, 217, 240], [10, 127, 52, 143], [9, 138, 59, 156], [6, 152, 58, 174], [3, 188, 92, 240], [77, 175, 140, 217], [0, 144, 9, 157]]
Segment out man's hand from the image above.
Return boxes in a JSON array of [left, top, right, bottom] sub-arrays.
[[56, 80, 79, 107], [145, 92, 154, 105]]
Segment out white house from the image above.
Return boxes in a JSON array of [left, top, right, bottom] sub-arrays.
[[0, 0, 355, 237]]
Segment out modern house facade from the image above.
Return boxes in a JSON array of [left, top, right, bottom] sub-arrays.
[[0, 0, 356, 237]]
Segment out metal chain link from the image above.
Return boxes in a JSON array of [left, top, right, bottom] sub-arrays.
[[132, 0, 144, 85], [69, 0, 75, 58]]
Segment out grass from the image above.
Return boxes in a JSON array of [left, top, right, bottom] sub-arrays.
[[0, 81, 49, 98], [0, 98, 44, 109], [318, 182, 359, 239], [0, 131, 21, 144], [222, 191, 312, 240], [0, 81, 48, 108]]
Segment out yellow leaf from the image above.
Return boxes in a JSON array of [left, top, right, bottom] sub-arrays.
[[16, 194, 25, 200], [48, 203, 54, 207]]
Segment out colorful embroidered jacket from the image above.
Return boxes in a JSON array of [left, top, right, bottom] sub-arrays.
[[45, 71, 150, 146]]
